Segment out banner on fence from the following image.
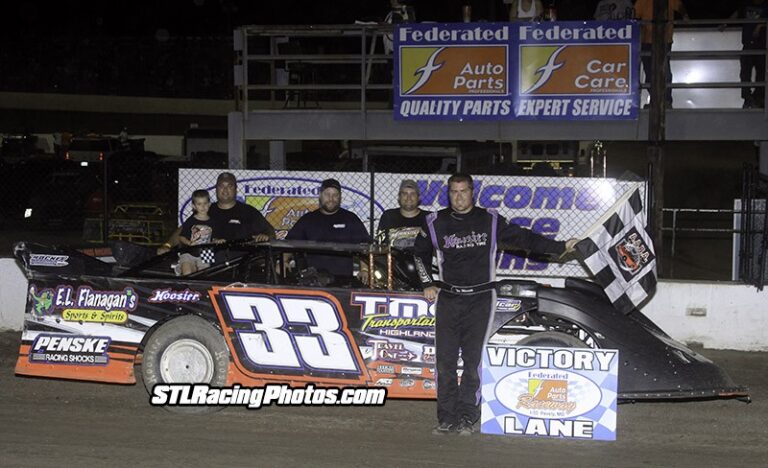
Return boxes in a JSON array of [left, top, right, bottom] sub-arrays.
[[480, 344, 619, 441], [178, 170, 380, 240], [178, 169, 644, 278], [394, 21, 639, 121]]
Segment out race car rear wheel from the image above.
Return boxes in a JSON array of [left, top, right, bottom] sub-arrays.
[[141, 315, 229, 414], [517, 331, 588, 348]]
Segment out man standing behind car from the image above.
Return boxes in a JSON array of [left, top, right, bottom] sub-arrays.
[[158, 171, 274, 254], [414, 172, 577, 436], [377, 179, 429, 249], [286, 178, 371, 278]]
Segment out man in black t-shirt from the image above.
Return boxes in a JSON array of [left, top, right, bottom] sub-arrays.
[[377, 179, 429, 249], [207, 172, 275, 241], [286, 178, 370, 277]]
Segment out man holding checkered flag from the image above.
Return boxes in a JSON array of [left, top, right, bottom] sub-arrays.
[[574, 187, 657, 314]]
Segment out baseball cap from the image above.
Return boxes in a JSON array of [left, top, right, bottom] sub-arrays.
[[216, 172, 237, 185], [399, 179, 419, 193], [320, 178, 341, 192]]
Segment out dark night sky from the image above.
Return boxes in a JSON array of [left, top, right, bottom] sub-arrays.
[[3, 0, 740, 38]]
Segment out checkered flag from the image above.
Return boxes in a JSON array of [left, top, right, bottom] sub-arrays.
[[574, 187, 657, 314], [199, 247, 215, 264]]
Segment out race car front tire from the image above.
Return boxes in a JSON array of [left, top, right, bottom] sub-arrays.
[[141, 315, 230, 414]]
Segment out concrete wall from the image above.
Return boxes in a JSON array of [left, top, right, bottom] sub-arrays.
[[0, 259, 27, 331], [1, 257, 765, 350]]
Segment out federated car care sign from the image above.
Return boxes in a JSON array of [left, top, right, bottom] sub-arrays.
[[480, 345, 619, 441], [394, 21, 639, 121], [515, 21, 639, 120]]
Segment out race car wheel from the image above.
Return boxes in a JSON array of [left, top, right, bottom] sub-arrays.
[[142, 315, 229, 414], [517, 331, 588, 348]]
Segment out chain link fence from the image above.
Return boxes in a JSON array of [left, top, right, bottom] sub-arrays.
[[178, 168, 645, 279], [1, 150, 646, 280], [738, 166, 768, 289]]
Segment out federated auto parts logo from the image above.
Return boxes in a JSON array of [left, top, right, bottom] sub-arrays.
[[400, 46, 508, 96], [495, 370, 601, 419], [180, 177, 384, 239], [520, 44, 630, 95]]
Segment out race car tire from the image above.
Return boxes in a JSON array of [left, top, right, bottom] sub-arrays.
[[141, 315, 230, 414], [517, 331, 588, 348]]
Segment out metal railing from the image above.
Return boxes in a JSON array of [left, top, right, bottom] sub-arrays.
[[642, 18, 768, 113], [662, 208, 738, 258], [234, 24, 394, 113], [234, 19, 768, 113]]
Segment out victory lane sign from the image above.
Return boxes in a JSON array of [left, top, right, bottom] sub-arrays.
[[480, 344, 619, 441]]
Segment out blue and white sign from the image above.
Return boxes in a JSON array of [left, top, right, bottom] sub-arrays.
[[394, 21, 640, 121], [481, 345, 619, 440]]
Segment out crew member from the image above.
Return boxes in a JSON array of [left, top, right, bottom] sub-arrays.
[[158, 171, 274, 254], [377, 179, 429, 249], [286, 178, 371, 278]]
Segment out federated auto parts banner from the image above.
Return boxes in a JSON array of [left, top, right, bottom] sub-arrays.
[[480, 344, 619, 440], [394, 21, 639, 121], [178, 169, 644, 278]]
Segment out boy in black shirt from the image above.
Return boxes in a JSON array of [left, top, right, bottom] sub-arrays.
[[177, 190, 221, 275]]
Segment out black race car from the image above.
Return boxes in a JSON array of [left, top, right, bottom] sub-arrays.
[[12, 239, 749, 411]]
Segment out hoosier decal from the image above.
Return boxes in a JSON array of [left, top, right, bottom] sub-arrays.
[[148, 288, 202, 303]]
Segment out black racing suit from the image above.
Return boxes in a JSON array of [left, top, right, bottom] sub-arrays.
[[413, 206, 565, 425]]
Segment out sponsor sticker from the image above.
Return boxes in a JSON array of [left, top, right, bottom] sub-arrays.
[[47, 285, 137, 324], [496, 298, 523, 312], [377, 365, 396, 374], [400, 379, 416, 388], [371, 340, 417, 362], [29, 285, 55, 317], [53, 285, 138, 312], [29, 334, 111, 365], [610, 227, 655, 281], [62, 309, 128, 324], [29, 254, 69, 267], [401, 366, 423, 376], [148, 288, 202, 303]]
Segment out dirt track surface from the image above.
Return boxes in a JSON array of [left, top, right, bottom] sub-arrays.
[[0, 330, 765, 468]]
